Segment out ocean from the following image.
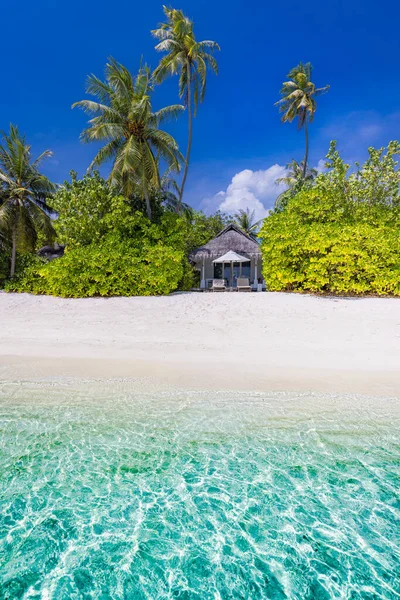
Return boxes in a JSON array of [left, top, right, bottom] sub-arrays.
[[1, 381, 399, 599]]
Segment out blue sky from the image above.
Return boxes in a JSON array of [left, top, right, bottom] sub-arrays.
[[2, 0, 400, 216]]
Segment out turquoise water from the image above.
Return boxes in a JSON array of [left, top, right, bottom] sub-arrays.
[[0, 383, 399, 599]]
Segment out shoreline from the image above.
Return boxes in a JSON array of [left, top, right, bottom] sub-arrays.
[[2, 292, 400, 398], [2, 355, 400, 398]]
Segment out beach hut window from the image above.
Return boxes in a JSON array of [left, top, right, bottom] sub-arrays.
[[214, 261, 250, 287]]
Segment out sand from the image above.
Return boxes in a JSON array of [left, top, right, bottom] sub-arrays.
[[1, 291, 400, 396]]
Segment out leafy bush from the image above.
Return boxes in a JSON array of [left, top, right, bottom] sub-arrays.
[[261, 211, 400, 295], [51, 171, 117, 248], [5, 171, 237, 296], [1, 253, 47, 290], [0, 251, 10, 287], [6, 238, 184, 297], [4, 172, 196, 296], [260, 141, 400, 296]]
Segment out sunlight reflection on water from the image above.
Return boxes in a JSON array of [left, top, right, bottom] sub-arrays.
[[0, 382, 399, 599]]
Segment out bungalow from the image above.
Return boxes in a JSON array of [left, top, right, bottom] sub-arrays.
[[189, 224, 263, 290]]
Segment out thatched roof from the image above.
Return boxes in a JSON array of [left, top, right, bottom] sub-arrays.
[[189, 224, 261, 262], [37, 244, 65, 261]]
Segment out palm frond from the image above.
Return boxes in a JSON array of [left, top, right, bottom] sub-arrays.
[[276, 63, 329, 127], [0, 125, 55, 264], [32, 150, 53, 169], [74, 58, 186, 219], [151, 104, 185, 124], [151, 7, 219, 109], [89, 139, 124, 170]]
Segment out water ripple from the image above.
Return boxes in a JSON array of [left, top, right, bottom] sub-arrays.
[[0, 384, 399, 599]]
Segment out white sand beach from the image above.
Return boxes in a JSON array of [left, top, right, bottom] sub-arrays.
[[1, 291, 400, 396]]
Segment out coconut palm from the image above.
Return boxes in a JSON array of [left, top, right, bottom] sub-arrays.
[[159, 168, 193, 216], [275, 63, 329, 178], [0, 125, 56, 278], [274, 159, 318, 212], [276, 159, 317, 187], [152, 6, 220, 207], [73, 59, 184, 220], [235, 208, 263, 239], [129, 167, 193, 218]]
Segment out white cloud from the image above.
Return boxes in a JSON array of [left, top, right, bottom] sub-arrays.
[[201, 164, 288, 220]]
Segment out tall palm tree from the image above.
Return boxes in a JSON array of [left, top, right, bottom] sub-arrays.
[[0, 125, 56, 278], [275, 63, 329, 178], [73, 59, 184, 220], [129, 166, 193, 218], [152, 6, 220, 207], [235, 208, 263, 239]]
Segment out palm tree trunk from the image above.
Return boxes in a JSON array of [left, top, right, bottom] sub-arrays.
[[303, 118, 309, 179], [179, 61, 192, 208], [144, 188, 152, 221], [10, 224, 17, 278]]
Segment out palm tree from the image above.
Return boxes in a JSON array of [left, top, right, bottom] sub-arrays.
[[276, 158, 317, 187], [274, 159, 318, 212], [275, 63, 329, 178], [234, 208, 263, 239], [73, 59, 184, 220], [0, 125, 56, 278], [152, 6, 220, 207], [159, 167, 193, 216], [129, 167, 193, 218]]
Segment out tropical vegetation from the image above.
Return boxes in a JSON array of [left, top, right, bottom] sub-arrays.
[[0, 125, 56, 278], [276, 62, 329, 178], [234, 209, 262, 239], [260, 141, 400, 296], [2, 7, 400, 299], [4, 170, 234, 296], [152, 6, 220, 207], [274, 158, 317, 212], [72, 60, 184, 220]]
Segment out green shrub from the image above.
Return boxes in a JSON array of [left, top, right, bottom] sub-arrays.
[[1, 253, 47, 290], [260, 190, 400, 296], [260, 141, 400, 296], [51, 171, 115, 248], [4, 171, 234, 296], [6, 238, 184, 297], [0, 251, 10, 287]]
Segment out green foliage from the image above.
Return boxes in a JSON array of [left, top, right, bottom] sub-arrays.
[[6, 172, 194, 296], [0, 124, 56, 277], [276, 63, 330, 128], [152, 6, 220, 203], [0, 250, 10, 286], [184, 210, 231, 252], [72, 59, 184, 220], [274, 159, 317, 213], [234, 209, 262, 239], [261, 141, 400, 296], [275, 62, 329, 177], [3, 253, 47, 289], [6, 239, 184, 297], [52, 171, 114, 247], [152, 7, 220, 111]]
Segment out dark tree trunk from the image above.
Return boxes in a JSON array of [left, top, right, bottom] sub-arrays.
[[10, 224, 17, 278], [144, 188, 152, 221], [179, 61, 193, 208], [303, 119, 309, 179]]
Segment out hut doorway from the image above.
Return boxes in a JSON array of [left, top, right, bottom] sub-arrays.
[[214, 261, 251, 288]]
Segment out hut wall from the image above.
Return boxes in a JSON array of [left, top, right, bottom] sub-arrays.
[[195, 256, 263, 288]]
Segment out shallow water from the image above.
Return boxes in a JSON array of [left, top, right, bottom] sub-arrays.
[[0, 382, 399, 599]]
